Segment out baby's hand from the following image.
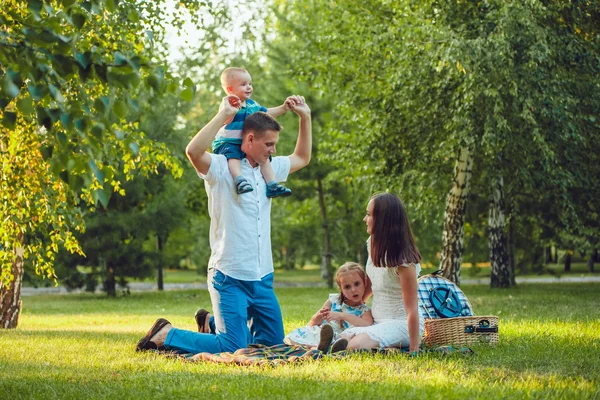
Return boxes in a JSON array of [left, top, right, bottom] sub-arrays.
[[222, 95, 241, 116], [283, 95, 305, 111]]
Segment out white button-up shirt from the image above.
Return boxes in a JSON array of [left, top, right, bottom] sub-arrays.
[[198, 154, 291, 281]]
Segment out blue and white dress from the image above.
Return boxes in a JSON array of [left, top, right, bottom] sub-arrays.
[[284, 293, 370, 347]]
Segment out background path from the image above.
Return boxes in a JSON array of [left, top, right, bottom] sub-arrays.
[[20, 275, 600, 296]]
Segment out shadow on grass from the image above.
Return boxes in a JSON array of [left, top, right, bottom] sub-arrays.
[[1, 356, 595, 399], [3, 328, 599, 381]]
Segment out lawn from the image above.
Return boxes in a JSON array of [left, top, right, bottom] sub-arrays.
[[1, 283, 598, 399]]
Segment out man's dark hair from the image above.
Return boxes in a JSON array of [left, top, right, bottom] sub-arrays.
[[241, 112, 282, 138]]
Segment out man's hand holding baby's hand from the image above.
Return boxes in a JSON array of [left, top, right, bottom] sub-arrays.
[[283, 96, 300, 111], [286, 95, 310, 118], [221, 95, 241, 116]]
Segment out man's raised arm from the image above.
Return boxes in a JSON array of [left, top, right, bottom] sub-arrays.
[[287, 96, 312, 174], [186, 96, 240, 175]]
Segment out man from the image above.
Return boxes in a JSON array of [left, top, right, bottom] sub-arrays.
[[136, 94, 311, 353]]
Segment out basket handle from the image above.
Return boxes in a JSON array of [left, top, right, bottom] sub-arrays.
[[464, 325, 498, 334]]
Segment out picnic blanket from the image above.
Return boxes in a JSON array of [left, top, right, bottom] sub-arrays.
[[157, 343, 474, 367]]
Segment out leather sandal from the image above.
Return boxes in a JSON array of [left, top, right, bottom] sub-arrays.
[[136, 318, 171, 352]]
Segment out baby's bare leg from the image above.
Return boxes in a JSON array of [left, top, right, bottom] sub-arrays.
[[260, 159, 276, 183], [262, 159, 292, 198], [228, 158, 243, 179], [229, 158, 253, 194]]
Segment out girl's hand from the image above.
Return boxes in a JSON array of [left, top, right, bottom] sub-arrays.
[[323, 311, 344, 322], [318, 305, 331, 315]]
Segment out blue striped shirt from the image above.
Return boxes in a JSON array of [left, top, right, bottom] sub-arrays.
[[212, 99, 268, 150]]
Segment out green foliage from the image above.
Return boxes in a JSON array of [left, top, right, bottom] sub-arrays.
[[0, 0, 218, 288], [272, 0, 600, 266]]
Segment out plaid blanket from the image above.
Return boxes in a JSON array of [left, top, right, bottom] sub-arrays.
[[158, 343, 474, 366]]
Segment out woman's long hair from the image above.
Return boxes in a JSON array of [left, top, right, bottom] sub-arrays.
[[369, 193, 421, 268]]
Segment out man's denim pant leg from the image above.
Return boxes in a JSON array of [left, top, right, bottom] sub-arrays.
[[163, 269, 284, 354]]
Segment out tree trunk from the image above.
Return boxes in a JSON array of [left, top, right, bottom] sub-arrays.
[[157, 235, 164, 291], [439, 147, 473, 286], [545, 246, 552, 264], [588, 251, 595, 273], [317, 177, 334, 288], [0, 241, 24, 329], [564, 252, 572, 272], [105, 261, 116, 297], [507, 212, 516, 286], [488, 175, 511, 288]]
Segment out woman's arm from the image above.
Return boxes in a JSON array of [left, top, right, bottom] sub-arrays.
[[397, 265, 421, 353], [308, 299, 331, 327]]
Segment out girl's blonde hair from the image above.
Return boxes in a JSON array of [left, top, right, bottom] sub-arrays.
[[335, 262, 366, 305]]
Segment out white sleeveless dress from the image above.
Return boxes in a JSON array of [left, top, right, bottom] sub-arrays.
[[342, 252, 424, 349]]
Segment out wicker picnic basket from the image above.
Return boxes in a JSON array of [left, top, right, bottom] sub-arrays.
[[418, 273, 499, 347], [423, 315, 499, 347]]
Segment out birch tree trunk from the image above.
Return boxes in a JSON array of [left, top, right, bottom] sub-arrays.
[[157, 234, 164, 291], [439, 147, 473, 286], [507, 212, 516, 287], [1, 238, 24, 329], [317, 177, 334, 288], [488, 175, 512, 288]]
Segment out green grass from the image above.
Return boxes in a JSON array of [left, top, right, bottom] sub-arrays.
[[420, 262, 599, 279], [140, 262, 600, 284], [139, 266, 325, 284], [23, 262, 599, 289], [1, 284, 599, 399], [150, 262, 600, 283]]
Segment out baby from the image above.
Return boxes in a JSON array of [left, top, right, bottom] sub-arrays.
[[212, 67, 293, 197]]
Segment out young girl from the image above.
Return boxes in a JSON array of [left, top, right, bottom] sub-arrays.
[[284, 262, 373, 352], [339, 193, 424, 353]]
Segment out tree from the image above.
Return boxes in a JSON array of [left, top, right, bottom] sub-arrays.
[[1, 0, 217, 326], [273, 0, 600, 287]]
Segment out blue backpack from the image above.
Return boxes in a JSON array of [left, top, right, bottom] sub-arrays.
[[418, 272, 473, 319]]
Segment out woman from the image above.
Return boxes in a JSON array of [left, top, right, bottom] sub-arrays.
[[339, 193, 423, 353]]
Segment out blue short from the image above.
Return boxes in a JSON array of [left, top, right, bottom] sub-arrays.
[[213, 142, 244, 160]]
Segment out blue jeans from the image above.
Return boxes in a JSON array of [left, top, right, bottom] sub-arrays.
[[164, 269, 284, 354]]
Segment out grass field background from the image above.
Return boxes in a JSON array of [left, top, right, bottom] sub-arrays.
[[22, 260, 599, 289], [1, 283, 599, 399]]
